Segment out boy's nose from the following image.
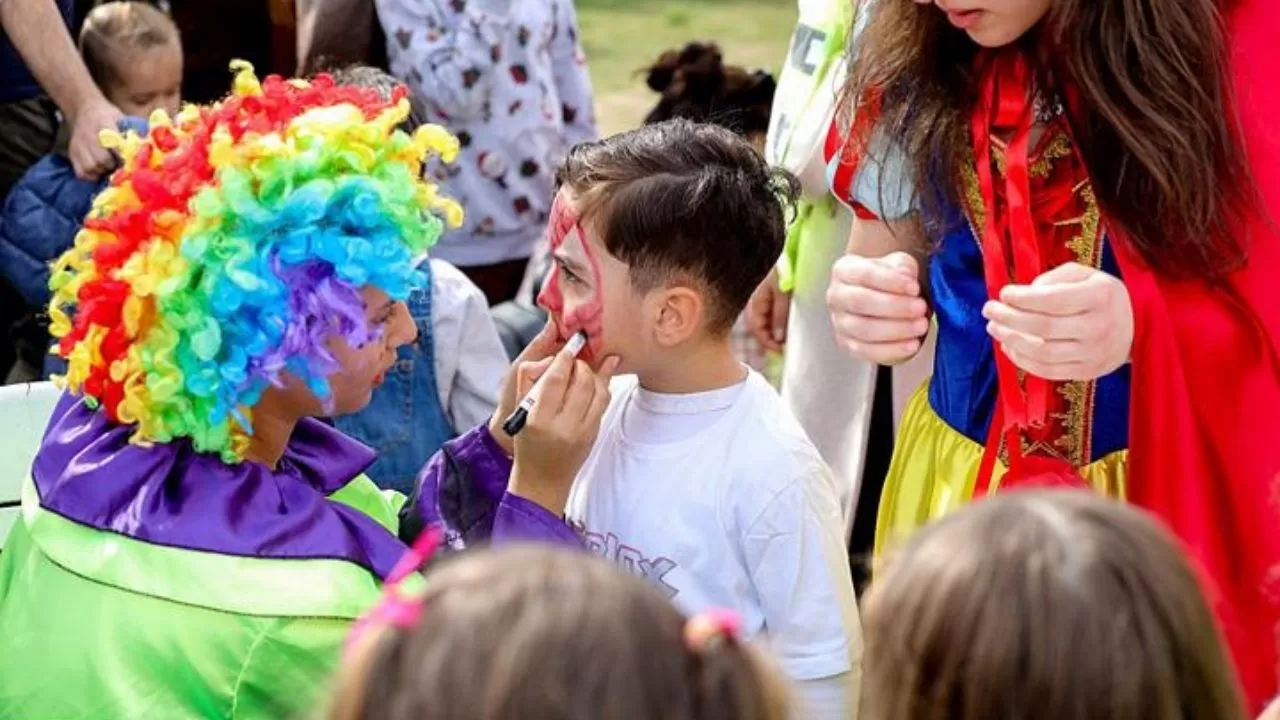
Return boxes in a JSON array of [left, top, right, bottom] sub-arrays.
[[537, 268, 562, 313]]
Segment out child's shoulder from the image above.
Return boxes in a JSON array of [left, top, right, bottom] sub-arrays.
[[719, 372, 829, 481], [735, 372, 823, 447], [716, 375, 840, 532], [425, 258, 489, 317], [426, 258, 484, 298]]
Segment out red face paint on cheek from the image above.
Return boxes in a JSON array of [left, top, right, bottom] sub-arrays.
[[567, 233, 605, 362], [538, 196, 606, 362]]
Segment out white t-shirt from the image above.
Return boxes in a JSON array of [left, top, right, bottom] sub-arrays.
[[565, 371, 861, 683]]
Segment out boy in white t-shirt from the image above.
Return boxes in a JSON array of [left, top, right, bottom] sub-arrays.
[[406, 119, 860, 719]]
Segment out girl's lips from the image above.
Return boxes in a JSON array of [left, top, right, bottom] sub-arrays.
[[947, 8, 984, 28]]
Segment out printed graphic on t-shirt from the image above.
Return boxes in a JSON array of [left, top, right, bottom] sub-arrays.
[[573, 523, 680, 600]]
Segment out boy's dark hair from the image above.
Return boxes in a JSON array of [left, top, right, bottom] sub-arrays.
[[80, 2, 180, 89], [328, 547, 789, 720], [862, 490, 1249, 720], [326, 65, 427, 134], [643, 42, 776, 138], [557, 119, 798, 334]]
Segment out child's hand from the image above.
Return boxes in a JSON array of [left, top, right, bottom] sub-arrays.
[[746, 268, 790, 352], [509, 347, 620, 515], [489, 322, 564, 455]]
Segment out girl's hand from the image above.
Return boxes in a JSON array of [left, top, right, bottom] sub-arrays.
[[509, 347, 620, 514], [826, 251, 929, 365], [983, 263, 1133, 381]]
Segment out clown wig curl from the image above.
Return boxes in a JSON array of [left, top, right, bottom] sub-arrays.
[[48, 61, 463, 463]]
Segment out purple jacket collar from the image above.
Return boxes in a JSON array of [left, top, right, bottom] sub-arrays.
[[31, 393, 409, 580]]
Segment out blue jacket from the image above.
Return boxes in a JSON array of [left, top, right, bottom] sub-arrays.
[[0, 117, 148, 308]]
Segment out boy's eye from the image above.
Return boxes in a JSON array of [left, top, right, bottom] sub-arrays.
[[556, 259, 584, 286]]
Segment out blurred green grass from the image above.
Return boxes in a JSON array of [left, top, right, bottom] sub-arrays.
[[576, 0, 797, 134]]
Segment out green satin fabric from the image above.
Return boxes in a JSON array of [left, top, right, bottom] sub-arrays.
[[0, 475, 404, 719]]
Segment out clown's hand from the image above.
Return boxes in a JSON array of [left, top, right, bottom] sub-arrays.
[[983, 262, 1133, 382], [489, 321, 564, 456], [509, 349, 620, 514]]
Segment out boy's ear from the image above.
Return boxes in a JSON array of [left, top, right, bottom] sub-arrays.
[[651, 285, 704, 347]]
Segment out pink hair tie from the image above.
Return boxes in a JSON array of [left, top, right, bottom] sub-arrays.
[[343, 526, 444, 659], [684, 609, 742, 651]]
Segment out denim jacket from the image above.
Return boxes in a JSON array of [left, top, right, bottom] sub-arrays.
[[336, 263, 456, 494]]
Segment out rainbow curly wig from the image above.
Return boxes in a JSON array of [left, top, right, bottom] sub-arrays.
[[48, 61, 463, 463]]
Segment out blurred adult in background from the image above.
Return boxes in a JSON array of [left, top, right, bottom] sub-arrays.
[[374, 0, 597, 306], [0, 0, 123, 382], [167, 0, 273, 103], [295, 0, 388, 75], [0, 0, 180, 381], [748, 0, 933, 587], [750, 0, 869, 551], [0, 0, 119, 191]]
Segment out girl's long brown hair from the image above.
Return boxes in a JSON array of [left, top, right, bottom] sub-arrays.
[[840, 0, 1254, 277]]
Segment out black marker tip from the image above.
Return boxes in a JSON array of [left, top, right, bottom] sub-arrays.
[[502, 408, 529, 437]]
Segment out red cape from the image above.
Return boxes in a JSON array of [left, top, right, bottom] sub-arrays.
[[1118, 0, 1280, 709]]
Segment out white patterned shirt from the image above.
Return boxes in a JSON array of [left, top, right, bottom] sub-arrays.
[[377, 0, 597, 266]]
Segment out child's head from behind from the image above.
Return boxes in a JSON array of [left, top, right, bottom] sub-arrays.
[[331, 546, 788, 720], [643, 42, 776, 151], [861, 490, 1248, 720], [537, 119, 797, 372], [325, 65, 428, 134], [80, 1, 183, 119]]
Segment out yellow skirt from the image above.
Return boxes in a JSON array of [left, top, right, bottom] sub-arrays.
[[875, 384, 1129, 556]]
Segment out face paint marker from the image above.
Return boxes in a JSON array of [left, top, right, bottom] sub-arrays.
[[501, 330, 589, 437]]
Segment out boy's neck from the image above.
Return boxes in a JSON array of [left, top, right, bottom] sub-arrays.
[[635, 337, 747, 395]]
